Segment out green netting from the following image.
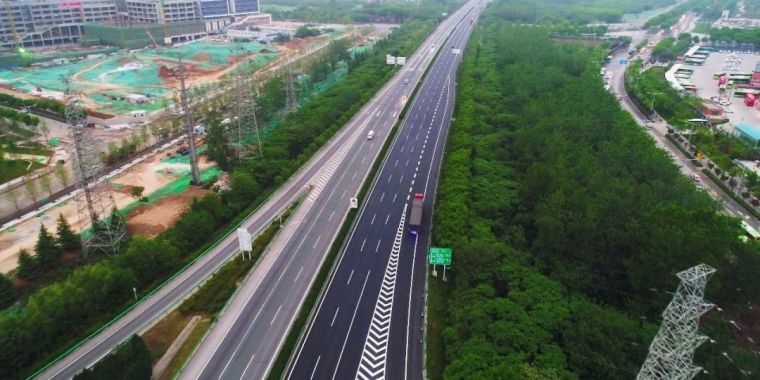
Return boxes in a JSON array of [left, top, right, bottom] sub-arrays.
[[119, 166, 222, 216], [49, 138, 60, 146], [0, 40, 279, 115]]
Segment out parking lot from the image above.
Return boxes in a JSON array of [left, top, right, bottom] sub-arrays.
[[690, 51, 760, 131]]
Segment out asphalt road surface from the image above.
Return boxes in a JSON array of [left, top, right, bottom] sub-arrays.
[[34, 6, 472, 379], [177, 3, 481, 380], [287, 6, 480, 380]]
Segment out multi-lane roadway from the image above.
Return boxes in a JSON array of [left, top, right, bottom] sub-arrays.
[[287, 5, 479, 380], [177, 2, 481, 379], [34, 4, 473, 379]]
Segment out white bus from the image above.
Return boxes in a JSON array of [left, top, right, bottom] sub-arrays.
[[741, 221, 760, 240]]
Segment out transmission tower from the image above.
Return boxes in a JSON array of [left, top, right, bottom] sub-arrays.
[[175, 57, 202, 185], [637, 264, 716, 380], [229, 47, 262, 160], [63, 79, 126, 255], [284, 69, 298, 115]]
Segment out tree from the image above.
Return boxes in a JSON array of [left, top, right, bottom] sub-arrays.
[[56, 213, 81, 251], [39, 121, 50, 140], [204, 111, 232, 170], [139, 127, 150, 148], [35, 225, 61, 270], [16, 249, 38, 279], [129, 186, 145, 200], [5, 187, 21, 212], [23, 177, 37, 203], [73, 335, 151, 380], [0, 274, 18, 309], [54, 162, 69, 187], [39, 173, 53, 196], [116, 237, 178, 287]]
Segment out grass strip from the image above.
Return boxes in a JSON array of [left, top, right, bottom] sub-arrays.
[[426, 272, 449, 379], [160, 319, 211, 380], [141, 199, 300, 380]]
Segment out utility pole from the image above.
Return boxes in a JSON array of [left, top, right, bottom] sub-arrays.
[[637, 264, 716, 380], [177, 57, 201, 185]]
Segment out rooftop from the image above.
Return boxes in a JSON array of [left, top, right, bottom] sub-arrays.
[[737, 122, 760, 141]]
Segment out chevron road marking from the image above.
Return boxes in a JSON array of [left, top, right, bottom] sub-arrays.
[[355, 206, 406, 380]]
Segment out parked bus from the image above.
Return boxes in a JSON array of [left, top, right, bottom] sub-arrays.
[[741, 221, 760, 240]]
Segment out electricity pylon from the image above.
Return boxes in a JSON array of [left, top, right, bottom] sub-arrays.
[[63, 79, 126, 255], [175, 57, 201, 185], [284, 69, 298, 115], [637, 264, 716, 380]]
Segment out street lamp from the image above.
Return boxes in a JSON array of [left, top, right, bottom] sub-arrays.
[[733, 159, 747, 189]]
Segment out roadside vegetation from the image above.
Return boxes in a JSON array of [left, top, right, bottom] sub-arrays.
[[0, 93, 65, 118], [72, 335, 151, 380], [142, 211, 289, 379], [264, 0, 461, 23], [625, 60, 702, 120], [644, 0, 736, 29], [0, 5, 450, 378], [428, 3, 760, 378], [650, 33, 695, 62]]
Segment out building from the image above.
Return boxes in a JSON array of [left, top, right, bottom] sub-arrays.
[[199, 0, 258, 18], [736, 122, 760, 146], [701, 99, 724, 118], [1, 0, 261, 50], [126, 0, 201, 24], [200, 0, 261, 32], [1, 0, 117, 49], [751, 63, 760, 88]]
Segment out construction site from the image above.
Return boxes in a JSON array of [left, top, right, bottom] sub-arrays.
[[0, 40, 278, 117], [0, 20, 394, 274]]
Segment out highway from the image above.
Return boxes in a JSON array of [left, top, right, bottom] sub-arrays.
[[33, 5, 471, 379], [177, 2, 481, 380], [287, 5, 480, 380]]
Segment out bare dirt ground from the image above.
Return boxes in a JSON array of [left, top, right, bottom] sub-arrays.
[[0, 148, 214, 274], [127, 187, 210, 238]]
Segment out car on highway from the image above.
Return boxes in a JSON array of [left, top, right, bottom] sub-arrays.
[[691, 173, 701, 182], [367, 130, 375, 140]]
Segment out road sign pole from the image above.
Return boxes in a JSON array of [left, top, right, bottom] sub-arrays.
[[432, 264, 437, 277], [443, 266, 447, 282]]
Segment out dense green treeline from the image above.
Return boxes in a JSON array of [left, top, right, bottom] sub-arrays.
[[475, 0, 672, 24], [0, 17, 438, 380], [0, 94, 64, 118], [432, 13, 760, 380], [645, 0, 736, 29], [265, 0, 460, 24], [709, 27, 760, 44]]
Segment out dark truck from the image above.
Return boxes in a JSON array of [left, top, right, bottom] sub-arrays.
[[409, 193, 424, 234]]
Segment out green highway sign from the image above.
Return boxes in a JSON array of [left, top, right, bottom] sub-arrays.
[[429, 247, 452, 266]]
